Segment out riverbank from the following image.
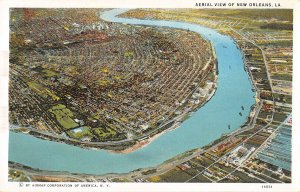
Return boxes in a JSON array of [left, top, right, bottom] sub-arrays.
[[9, 103, 262, 183], [8, 8, 255, 176], [8, 141, 206, 182], [112, 130, 165, 154], [10, 7, 220, 153], [11, 74, 218, 153], [10, 18, 218, 153]]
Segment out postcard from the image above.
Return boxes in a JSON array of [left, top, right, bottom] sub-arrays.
[[0, 0, 299, 191]]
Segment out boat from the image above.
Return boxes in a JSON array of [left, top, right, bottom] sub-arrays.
[[239, 112, 242, 116], [228, 124, 231, 129], [241, 105, 244, 110]]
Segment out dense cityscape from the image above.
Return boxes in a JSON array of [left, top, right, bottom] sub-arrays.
[[9, 8, 292, 183], [9, 9, 216, 150]]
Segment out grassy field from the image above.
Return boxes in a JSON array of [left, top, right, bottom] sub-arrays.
[[158, 168, 192, 182], [271, 73, 292, 81], [273, 93, 292, 104], [27, 81, 60, 101], [92, 127, 117, 139], [42, 69, 58, 77], [48, 104, 79, 130]]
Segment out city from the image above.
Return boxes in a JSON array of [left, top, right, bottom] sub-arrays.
[[9, 8, 217, 151], [8, 8, 292, 183]]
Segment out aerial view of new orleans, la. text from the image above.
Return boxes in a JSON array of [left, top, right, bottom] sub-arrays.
[[8, 7, 293, 184]]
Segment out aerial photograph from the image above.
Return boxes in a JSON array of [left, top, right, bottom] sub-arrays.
[[8, 8, 292, 183]]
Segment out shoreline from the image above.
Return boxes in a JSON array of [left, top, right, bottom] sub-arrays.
[[8, 8, 259, 179], [10, 25, 218, 153], [7, 8, 292, 183], [110, 130, 165, 154], [8, 98, 259, 182], [10, 77, 218, 153]]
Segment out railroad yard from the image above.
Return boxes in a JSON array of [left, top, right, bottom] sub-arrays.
[[8, 9, 293, 183]]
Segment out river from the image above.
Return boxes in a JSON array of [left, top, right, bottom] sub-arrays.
[[9, 9, 255, 175]]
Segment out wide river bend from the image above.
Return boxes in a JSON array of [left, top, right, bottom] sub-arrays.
[[9, 9, 255, 175]]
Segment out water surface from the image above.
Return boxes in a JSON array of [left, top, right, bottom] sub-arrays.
[[9, 9, 255, 175]]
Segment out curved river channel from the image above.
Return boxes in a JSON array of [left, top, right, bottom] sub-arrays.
[[9, 9, 255, 175]]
